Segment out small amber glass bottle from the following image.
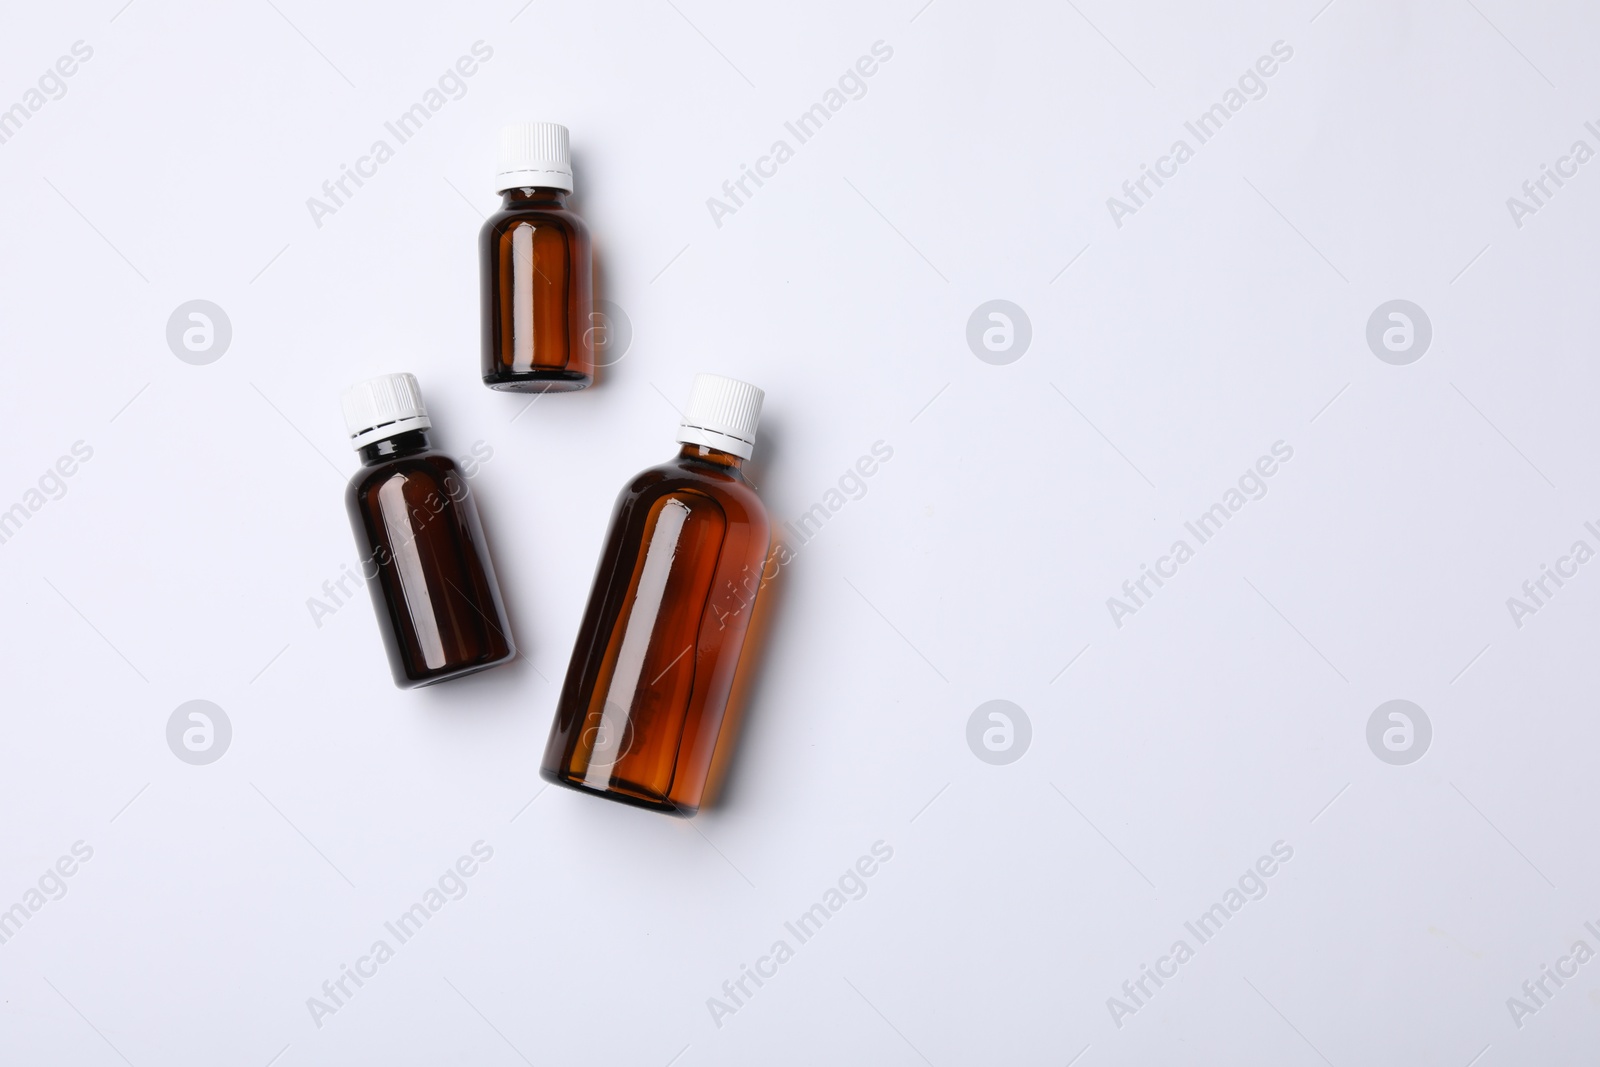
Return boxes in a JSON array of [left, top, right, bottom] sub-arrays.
[[542, 374, 771, 815], [480, 122, 594, 393], [342, 373, 515, 688]]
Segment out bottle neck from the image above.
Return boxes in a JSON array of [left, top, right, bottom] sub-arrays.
[[678, 442, 743, 471], [501, 186, 569, 208], [359, 429, 431, 465]]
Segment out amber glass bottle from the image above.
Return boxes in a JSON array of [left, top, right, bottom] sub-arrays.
[[542, 375, 770, 815], [342, 373, 515, 688], [480, 122, 594, 392]]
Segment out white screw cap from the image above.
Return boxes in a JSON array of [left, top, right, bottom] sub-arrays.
[[495, 122, 573, 193], [676, 374, 764, 460], [341, 373, 431, 450]]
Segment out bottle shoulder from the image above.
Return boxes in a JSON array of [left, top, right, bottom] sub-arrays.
[[479, 203, 589, 241], [621, 456, 768, 525], [346, 450, 461, 503]]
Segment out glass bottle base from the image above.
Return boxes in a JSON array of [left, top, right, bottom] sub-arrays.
[[483, 369, 591, 393], [393, 647, 516, 689], [539, 766, 696, 817]]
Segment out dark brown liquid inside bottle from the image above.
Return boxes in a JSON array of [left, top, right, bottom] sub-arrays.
[[542, 444, 771, 814], [480, 187, 594, 392], [345, 429, 515, 688]]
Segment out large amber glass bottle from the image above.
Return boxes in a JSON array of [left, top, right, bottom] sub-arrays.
[[480, 122, 594, 392], [542, 375, 770, 815]]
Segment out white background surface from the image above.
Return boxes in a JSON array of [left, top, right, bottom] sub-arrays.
[[1, 1, 1597, 1063]]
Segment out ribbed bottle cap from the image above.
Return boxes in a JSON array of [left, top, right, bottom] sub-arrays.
[[495, 122, 573, 193], [341, 373, 431, 450], [676, 374, 764, 460]]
